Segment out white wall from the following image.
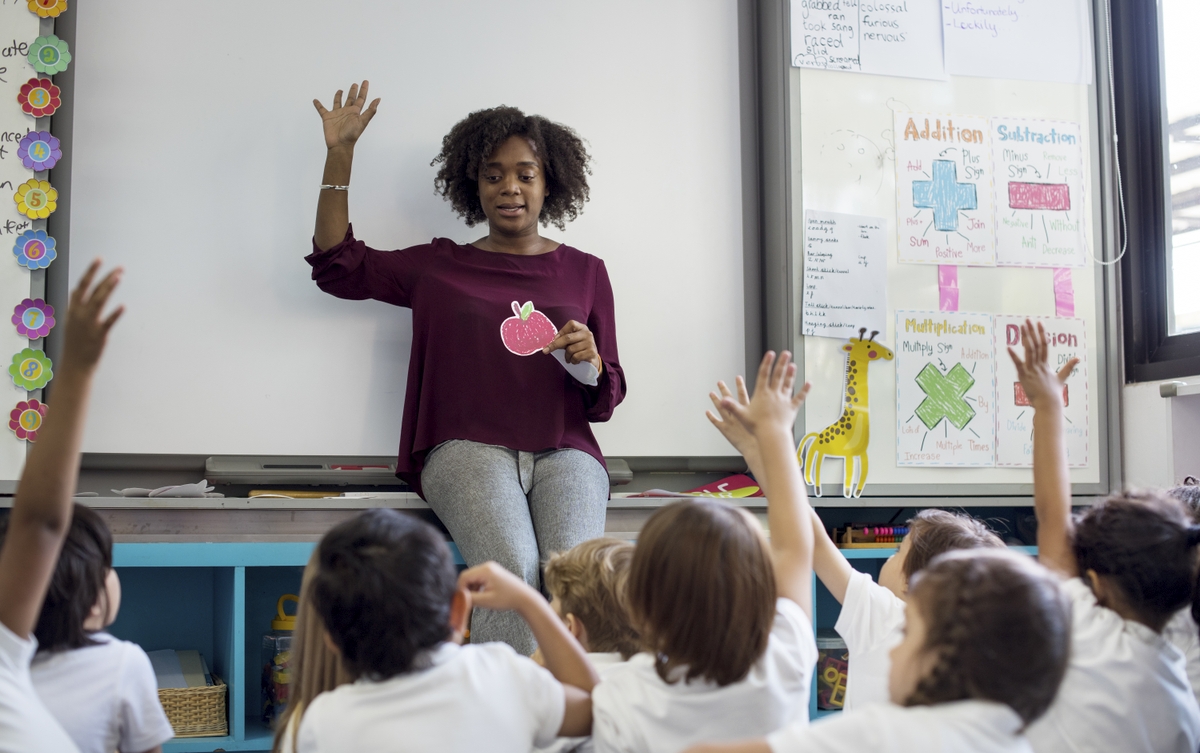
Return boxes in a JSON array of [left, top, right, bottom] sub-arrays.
[[1122, 380, 1200, 489]]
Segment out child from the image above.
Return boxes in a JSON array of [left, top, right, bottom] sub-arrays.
[[0, 261, 122, 753], [683, 548, 1071, 753], [537, 537, 640, 753], [707, 378, 1004, 709], [1011, 319, 1200, 752], [592, 351, 818, 753], [296, 508, 597, 752], [23, 504, 173, 753], [1165, 480, 1200, 709]]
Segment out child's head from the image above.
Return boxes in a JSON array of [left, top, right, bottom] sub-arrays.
[[309, 509, 463, 681], [1073, 489, 1200, 630], [1169, 476, 1200, 521], [878, 509, 1005, 598], [889, 549, 1070, 726], [0, 503, 121, 651], [543, 537, 639, 659], [628, 499, 775, 687]]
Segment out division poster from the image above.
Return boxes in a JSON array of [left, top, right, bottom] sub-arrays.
[[895, 112, 995, 266], [994, 315, 1088, 467], [991, 118, 1087, 267], [896, 311, 996, 466]]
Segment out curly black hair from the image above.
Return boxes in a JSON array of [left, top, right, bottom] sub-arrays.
[[431, 106, 591, 231]]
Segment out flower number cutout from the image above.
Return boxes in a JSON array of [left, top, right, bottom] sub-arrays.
[[28, 0, 67, 18], [18, 78, 60, 118], [14, 179, 56, 219], [13, 230, 56, 269], [17, 131, 61, 171], [8, 348, 52, 390], [9, 399, 47, 442], [28, 36, 71, 75], [12, 299, 54, 339]]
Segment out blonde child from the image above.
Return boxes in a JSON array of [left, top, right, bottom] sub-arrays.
[[592, 351, 818, 753], [684, 548, 1071, 753], [295, 508, 598, 752], [707, 378, 1004, 709], [1011, 319, 1200, 752], [0, 262, 122, 753], [21, 504, 173, 753]]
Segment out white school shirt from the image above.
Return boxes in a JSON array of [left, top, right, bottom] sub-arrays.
[[1164, 608, 1200, 710], [31, 631, 174, 753], [536, 652, 626, 753], [297, 641, 564, 753], [591, 597, 817, 753], [834, 569, 906, 710], [767, 699, 1031, 753], [0, 621, 78, 753], [1026, 578, 1200, 753]]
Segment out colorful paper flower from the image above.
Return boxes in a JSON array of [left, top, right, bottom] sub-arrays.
[[17, 78, 60, 118], [28, 36, 70, 75], [17, 131, 61, 171], [12, 230, 56, 269], [12, 299, 54, 339], [8, 399, 47, 441], [27, 0, 67, 18], [8, 348, 52, 390], [14, 179, 56, 219]]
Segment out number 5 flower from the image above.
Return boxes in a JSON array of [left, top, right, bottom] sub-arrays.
[[14, 179, 57, 219]]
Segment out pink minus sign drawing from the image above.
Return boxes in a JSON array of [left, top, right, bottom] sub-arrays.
[[1009, 182, 1071, 211]]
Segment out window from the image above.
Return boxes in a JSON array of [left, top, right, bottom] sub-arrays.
[[1162, 0, 1200, 335]]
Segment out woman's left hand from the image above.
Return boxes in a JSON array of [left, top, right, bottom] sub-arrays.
[[543, 320, 603, 375]]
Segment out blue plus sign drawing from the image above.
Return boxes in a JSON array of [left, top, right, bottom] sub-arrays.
[[912, 159, 977, 232]]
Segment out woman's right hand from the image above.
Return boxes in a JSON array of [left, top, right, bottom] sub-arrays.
[[313, 80, 381, 151]]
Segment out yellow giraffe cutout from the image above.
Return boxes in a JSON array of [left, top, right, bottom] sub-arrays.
[[798, 328, 894, 498]]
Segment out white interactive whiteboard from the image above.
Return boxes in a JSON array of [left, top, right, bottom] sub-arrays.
[[64, 0, 746, 458]]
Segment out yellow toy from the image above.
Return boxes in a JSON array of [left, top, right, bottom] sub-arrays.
[[799, 328, 894, 498]]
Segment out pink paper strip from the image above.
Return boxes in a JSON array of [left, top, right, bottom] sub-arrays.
[[1009, 182, 1072, 211], [1053, 267, 1074, 317], [938, 265, 959, 312]]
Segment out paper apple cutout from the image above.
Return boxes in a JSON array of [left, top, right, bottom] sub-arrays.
[[500, 300, 557, 356]]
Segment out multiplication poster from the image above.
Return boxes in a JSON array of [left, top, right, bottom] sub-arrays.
[[991, 119, 1087, 267], [994, 316, 1088, 467], [895, 311, 996, 466], [894, 112, 995, 265]]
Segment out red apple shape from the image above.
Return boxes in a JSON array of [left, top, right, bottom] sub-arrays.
[[500, 301, 558, 356]]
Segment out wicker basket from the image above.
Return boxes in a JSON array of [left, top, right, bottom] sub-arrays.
[[158, 676, 228, 738]]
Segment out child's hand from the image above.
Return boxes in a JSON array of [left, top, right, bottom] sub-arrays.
[[458, 561, 539, 614], [59, 259, 123, 375], [720, 351, 810, 438], [706, 377, 757, 456], [1008, 319, 1078, 411]]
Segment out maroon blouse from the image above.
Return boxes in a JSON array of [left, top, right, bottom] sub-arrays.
[[306, 226, 626, 497]]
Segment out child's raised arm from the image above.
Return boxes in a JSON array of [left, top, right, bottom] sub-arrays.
[[1008, 319, 1079, 578], [0, 261, 122, 638], [708, 376, 853, 604], [720, 352, 814, 617], [459, 561, 598, 737]]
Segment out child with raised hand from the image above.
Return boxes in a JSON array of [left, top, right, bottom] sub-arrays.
[[1010, 319, 1200, 752], [591, 351, 818, 753], [22, 504, 173, 753], [683, 548, 1071, 753], [0, 261, 122, 753], [296, 509, 597, 753], [707, 378, 1003, 710]]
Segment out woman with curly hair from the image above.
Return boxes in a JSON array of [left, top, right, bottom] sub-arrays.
[[305, 81, 626, 653]]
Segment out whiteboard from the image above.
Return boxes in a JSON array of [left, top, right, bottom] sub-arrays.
[[791, 69, 1106, 491], [66, 0, 746, 458]]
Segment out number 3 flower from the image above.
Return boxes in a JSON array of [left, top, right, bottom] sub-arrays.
[[17, 78, 60, 118], [14, 179, 57, 219]]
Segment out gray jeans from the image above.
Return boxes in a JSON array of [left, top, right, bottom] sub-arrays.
[[421, 439, 610, 655]]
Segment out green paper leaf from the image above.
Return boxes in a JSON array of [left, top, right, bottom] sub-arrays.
[[520, 301, 533, 320]]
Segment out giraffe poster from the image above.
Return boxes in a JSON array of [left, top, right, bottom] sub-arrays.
[[895, 311, 997, 466], [991, 119, 1087, 267], [994, 315, 1089, 467], [894, 112, 995, 266]]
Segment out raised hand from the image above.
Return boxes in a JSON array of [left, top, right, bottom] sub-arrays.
[[707, 377, 756, 457], [60, 259, 123, 375], [313, 80, 381, 151], [1008, 319, 1078, 412], [721, 351, 810, 438]]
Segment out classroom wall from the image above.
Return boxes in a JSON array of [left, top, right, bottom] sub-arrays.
[[1122, 380, 1200, 489]]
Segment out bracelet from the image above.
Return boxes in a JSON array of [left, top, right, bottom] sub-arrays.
[[319, 184, 349, 191]]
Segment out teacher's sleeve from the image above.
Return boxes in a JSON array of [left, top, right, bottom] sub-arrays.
[[583, 259, 626, 422], [305, 224, 427, 307]]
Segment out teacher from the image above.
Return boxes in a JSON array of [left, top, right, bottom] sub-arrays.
[[305, 81, 626, 654]]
